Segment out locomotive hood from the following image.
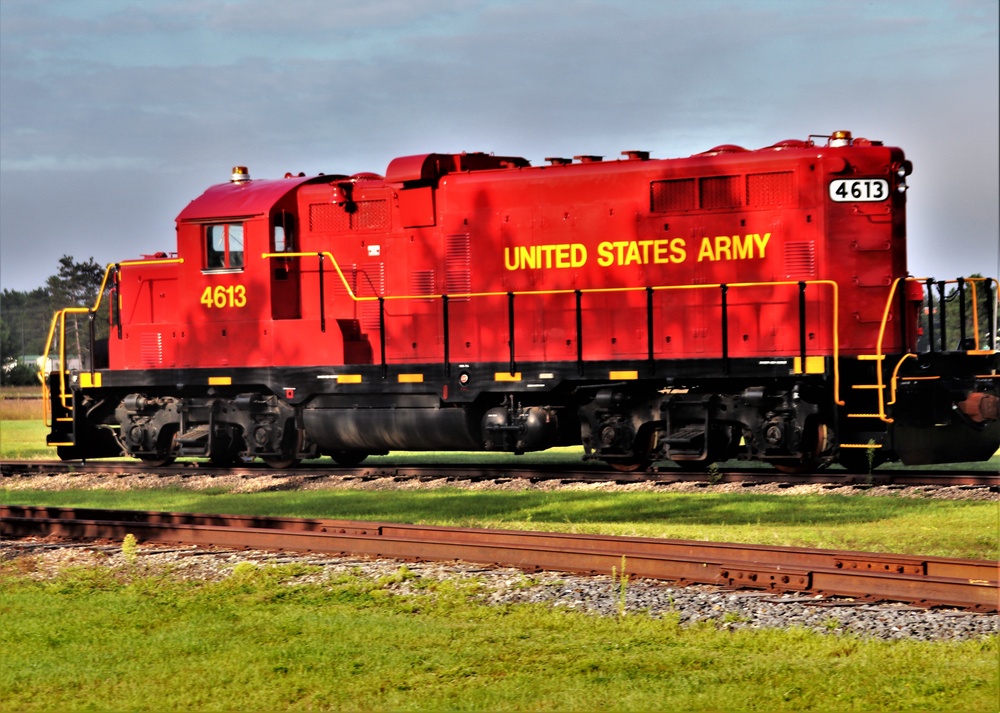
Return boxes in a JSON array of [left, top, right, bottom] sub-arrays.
[[176, 173, 323, 223]]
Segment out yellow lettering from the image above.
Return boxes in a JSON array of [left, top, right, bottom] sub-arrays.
[[597, 241, 614, 267], [572, 244, 587, 267], [653, 240, 669, 264], [670, 238, 687, 263], [753, 232, 771, 258], [715, 236, 732, 261], [697, 237, 715, 262], [623, 241, 641, 265], [732, 234, 753, 260]]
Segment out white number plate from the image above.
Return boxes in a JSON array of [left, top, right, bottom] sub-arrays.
[[829, 178, 889, 202]]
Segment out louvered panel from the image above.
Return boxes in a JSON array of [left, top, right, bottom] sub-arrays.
[[446, 233, 471, 300], [783, 241, 816, 278], [140, 332, 162, 367]]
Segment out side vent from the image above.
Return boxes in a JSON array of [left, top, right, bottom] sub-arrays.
[[747, 171, 795, 207], [140, 333, 163, 367], [650, 179, 696, 213], [700, 176, 742, 209], [310, 200, 389, 232], [358, 262, 385, 333], [784, 241, 816, 279], [446, 234, 472, 300]]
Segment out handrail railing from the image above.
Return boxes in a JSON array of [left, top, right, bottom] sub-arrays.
[[263, 251, 844, 404], [39, 258, 184, 414], [865, 276, 997, 423]]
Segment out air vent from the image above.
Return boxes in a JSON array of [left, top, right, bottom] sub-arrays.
[[784, 241, 816, 278], [747, 172, 795, 207], [700, 176, 741, 209], [651, 179, 696, 213]]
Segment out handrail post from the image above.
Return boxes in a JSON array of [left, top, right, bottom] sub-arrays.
[[378, 296, 386, 378], [937, 281, 947, 350], [925, 278, 935, 353], [898, 277, 909, 351], [442, 294, 450, 375], [798, 281, 807, 366], [575, 289, 583, 375], [720, 283, 729, 375], [114, 264, 122, 340], [646, 286, 655, 375], [957, 277, 967, 349], [987, 278, 997, 350], [88, 311, 96, 376], [317, 252, 326, 333], [507, 292, 516, 375]]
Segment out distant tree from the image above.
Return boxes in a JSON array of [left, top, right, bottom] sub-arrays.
[[42, 255, 110, 370], [1, 287, 52, 362]]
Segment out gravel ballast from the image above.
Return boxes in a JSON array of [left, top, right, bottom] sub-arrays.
[[2, 471, 996, 642]]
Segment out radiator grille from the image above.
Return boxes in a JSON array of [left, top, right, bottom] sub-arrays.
[[699, 176, 741, 209], [650, 179, 696, 212], [747, 171, 795, 207], [310, 200, 389, 232]]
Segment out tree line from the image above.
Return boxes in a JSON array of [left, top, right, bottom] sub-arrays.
[[1, 256, 107, 385]]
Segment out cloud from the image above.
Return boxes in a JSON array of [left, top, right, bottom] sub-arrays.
[[1, 0, 997, 290]]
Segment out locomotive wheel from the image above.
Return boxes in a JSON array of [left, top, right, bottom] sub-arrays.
[[329, 450, 368, 467], [262, 429, 304, 470], [770, 423, 830, 475], [139, 455, 176, 468], [608, 459, 651, 473], [262, 456, 301, 470]]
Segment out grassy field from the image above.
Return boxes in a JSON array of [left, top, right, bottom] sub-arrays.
[[1, 560, 996, 712], [3, 405, 998, 711]]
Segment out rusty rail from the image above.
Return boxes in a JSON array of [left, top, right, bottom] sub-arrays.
[[2, 506, 995, 611]]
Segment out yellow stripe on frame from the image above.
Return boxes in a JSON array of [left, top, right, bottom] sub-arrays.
[[337, 374, 362, 384], [494, 372, 522, 382], [609, 370, 638, 380], [793, 356, 825, 375], [398, 373, 424, 383], [80, 372, 102, 388], [208, 376, 232, 386]]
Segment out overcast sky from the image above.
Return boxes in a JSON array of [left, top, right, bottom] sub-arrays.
[[1, 0, 997, 293]]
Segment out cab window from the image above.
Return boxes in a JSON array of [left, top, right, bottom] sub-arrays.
[[273, 212, 295, 252], [205, 223, 244, 270]]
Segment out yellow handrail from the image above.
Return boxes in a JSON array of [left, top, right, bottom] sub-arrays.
[[38, 258, 185, 415], [263, 252, 844, 404], [867, 276, 997, 423]]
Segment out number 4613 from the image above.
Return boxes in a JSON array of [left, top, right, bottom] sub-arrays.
[[200, 284, 247, 309]]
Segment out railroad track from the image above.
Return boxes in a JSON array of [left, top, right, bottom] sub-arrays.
[[2, 460, 997, 487], [2, 506, 996, 611]]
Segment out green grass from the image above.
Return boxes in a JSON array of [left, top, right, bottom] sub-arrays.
[[0, 420, 51, 459], [2, 487, 996, 560], [1, 562, 995, 712]]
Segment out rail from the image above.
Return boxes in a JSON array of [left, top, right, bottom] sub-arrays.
[[2, 507, 996, 610]]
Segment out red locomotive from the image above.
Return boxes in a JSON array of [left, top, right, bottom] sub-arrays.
[[43, 130, 1000, 471]]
